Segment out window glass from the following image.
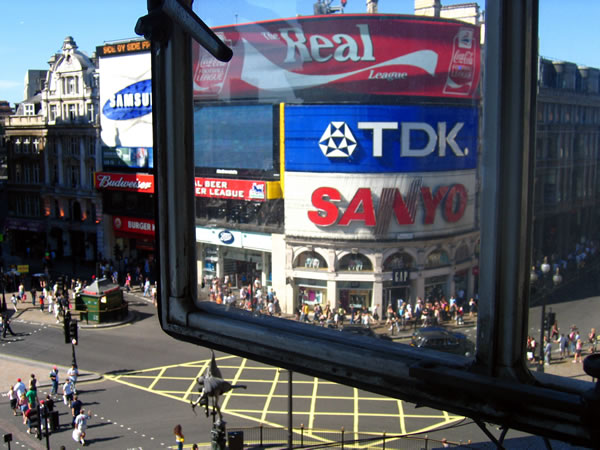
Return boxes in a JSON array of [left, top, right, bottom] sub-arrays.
[[190, 1, 482, 355]]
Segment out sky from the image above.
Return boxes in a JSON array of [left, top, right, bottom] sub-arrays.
[[0, 0, 598, 106]]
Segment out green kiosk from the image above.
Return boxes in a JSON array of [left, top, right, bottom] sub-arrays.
[[75, 278, 128, 323]]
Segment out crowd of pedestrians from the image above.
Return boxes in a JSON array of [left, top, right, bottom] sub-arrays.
[[205, 275, 282, 317], [527, 323, 598, 366], [4, 365, 91, 445]]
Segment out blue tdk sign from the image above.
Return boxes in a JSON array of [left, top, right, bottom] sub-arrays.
[[284, 104, 478, 173]]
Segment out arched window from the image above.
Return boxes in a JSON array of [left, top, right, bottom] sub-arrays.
[[294, 251, 327, 270], [425, 249, 450, 269], [338, 253, 372, 271], [455, 244, 471, 263], [383, 252, 414, 271]]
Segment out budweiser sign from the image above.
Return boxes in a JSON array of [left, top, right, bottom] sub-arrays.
[[193, 16, 480, 100], [95, 172, 154, 193]]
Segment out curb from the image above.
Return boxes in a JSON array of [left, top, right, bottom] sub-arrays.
[[7, 306, 140, 329], [0, 353, 104, 387]]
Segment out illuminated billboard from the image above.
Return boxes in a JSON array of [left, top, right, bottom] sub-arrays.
[[284, 171, 476, 240], [99, 41, 153, 165], [193, 15, 481, 101], [284, 104, 478, 173]]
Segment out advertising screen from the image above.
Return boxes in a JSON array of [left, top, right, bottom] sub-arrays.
[[99, 49, 153, 150], [285, 104, 478, 173], [193, 15, 481, 101], [193, 104, 278, 177]]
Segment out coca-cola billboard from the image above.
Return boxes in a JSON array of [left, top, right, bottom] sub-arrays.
[[193, 15, 480, 101], [94, 172, 154, 194]]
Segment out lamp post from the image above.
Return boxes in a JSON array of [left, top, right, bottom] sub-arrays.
[[533, 257, 561, 372]]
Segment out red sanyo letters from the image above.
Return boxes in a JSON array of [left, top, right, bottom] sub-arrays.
[[308, 184, 467, 227]]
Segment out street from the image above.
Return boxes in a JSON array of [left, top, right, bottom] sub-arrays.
[[1, 290, 594, 449]]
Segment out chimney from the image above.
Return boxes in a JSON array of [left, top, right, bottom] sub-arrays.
[[414, 0, 441, 17]]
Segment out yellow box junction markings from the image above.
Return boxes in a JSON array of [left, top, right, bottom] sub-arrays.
[[104, 354, 465, 445]]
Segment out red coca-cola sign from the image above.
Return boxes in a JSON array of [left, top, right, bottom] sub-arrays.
[[95, 172, 154, 194], [194, 177, 266, 201], [193, 15, 480, 100], [113, 215, 155, 236]]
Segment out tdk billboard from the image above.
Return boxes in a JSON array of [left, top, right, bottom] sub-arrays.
[[284, 104, 478, 173]]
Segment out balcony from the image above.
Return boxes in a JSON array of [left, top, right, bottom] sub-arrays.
[[6, 115, 45, 126]]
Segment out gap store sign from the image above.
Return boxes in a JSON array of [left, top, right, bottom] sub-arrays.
[[284, 104, 478, 173]]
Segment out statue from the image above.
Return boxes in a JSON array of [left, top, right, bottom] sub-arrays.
[[190, 351, 247, 420]]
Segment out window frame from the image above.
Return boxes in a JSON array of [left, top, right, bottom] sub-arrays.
[[140, 0, 600, 446]]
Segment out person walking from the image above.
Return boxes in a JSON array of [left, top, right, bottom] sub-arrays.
[[7, 385, 18, 416], [62, 378, 75, 407], [71, 394, 83, 428], [68, 364, 79, 393], [49, 366, 59, 396], [30, 287, 37, 307], [174, 424, 185, 450], [73, 408, 91, 446], [573, 338, 583, 363], [14, 378, 26, 399], [11, 293, 18, 312], [588, 328, 597, 353], [1, 315, 17, 338]]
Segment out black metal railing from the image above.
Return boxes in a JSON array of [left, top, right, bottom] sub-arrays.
[[226, 425, 463, 449]]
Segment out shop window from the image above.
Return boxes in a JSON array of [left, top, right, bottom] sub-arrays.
[[338, 253, 372, 271], [425, 249, 450, 269], [383, 252, 413, 271], [295, 251, 327, 269]]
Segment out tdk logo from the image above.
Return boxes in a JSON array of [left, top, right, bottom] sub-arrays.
[[103, 79, 152, 121], [319, 122, 357, 158], [319, 121, 468, 159]]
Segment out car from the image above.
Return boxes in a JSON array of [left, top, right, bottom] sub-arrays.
[[340, 325, 392, 340], [410, 326, 475, 357]]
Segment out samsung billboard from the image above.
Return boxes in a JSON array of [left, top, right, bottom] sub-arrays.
[[284, 104, 478, 173]]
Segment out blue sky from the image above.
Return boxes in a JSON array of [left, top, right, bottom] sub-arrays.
[[0, 1, 597, 106]]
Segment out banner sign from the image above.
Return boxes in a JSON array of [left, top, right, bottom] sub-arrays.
[[95, 172, 154, 194], [113, 216, 155, 237], [194, 177, 267, 201], [193, 15, 480, 101], [285, 104, 478, 173]]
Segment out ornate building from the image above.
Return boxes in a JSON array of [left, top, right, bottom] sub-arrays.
[[3, 36, 101, 263]]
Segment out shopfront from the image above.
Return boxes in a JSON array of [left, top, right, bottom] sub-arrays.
[[112, 215, 155, 261], [337, 281, 373, 311], [295, 278, 327, 307], [196, 226, 277, 292]]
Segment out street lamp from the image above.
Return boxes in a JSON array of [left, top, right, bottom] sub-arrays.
[[536, 258, 560, 372]]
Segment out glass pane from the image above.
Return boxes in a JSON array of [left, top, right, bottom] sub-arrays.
[[528, 2, 600, 377], [191, 1, 482, 357]]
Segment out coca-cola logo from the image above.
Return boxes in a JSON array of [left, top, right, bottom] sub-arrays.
[[95, 173, 153, 192]]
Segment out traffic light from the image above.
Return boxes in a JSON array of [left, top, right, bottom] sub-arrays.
[[69, 320, 78, 344], [63, 313, 71, 344], [543, 313, 549, 331], [548, 312, 556, 328]]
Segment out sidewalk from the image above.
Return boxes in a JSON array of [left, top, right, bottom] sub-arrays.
[[0, 354, 102, 396]]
